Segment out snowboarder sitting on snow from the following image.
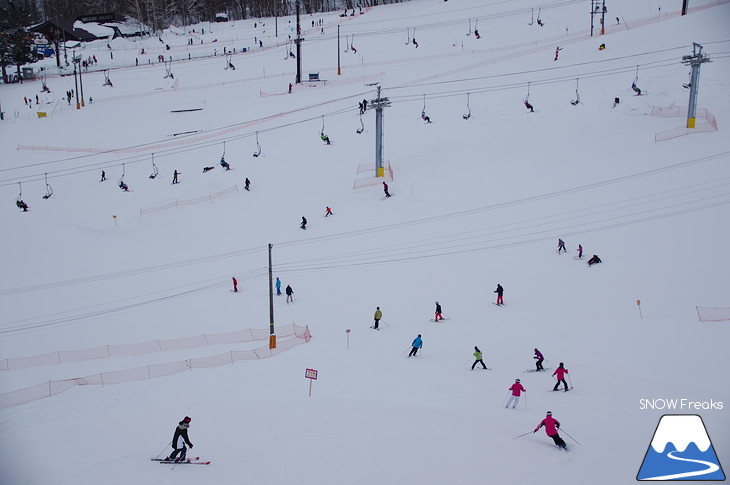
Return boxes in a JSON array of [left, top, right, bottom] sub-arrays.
[[408, 334, 423, 357], [167, 416, 193, 462], [203, 166, 215, 173], [587, 254, 602, 266], [119, 181, 129, 191], [16, 199, 29, 212], [320, 132, 331, 145], [534, 411, 566, 449], [220, 157, 231, 170]]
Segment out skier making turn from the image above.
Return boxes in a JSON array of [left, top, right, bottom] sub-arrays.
[[534, 411, 567, 449]]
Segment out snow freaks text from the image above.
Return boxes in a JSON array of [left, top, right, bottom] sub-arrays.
[[639, 399, 724, 410]]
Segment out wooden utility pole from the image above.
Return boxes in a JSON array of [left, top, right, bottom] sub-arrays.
[[268, 243, 276, 349], [294, 1, 303, 84]]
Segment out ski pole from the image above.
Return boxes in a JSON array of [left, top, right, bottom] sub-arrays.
[[523, 392, 527, 409], [515, 430, 533, 438], [568, 374, 573, 388], [559, 427, 582, 446], [381, 320, 391, 327], [503, 390, 510, 405], [156, 441, 172, 459]]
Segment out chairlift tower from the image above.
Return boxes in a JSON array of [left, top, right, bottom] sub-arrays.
[[681, 42, 711, 128], [367, 84, 391, 177], [590, 0, 606, 36]]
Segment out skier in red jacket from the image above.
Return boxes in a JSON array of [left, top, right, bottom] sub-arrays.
[[534, 411, 567, 449], [505, 378, 526, 408], [552, 362, 569, 391]]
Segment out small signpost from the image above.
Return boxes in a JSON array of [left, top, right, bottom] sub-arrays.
[[637, 299, 643, 319], [346, 329, 351, 349], [305, 368, 318, 397]]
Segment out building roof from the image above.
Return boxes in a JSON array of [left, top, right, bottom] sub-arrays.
[[29, 20, 98, 42]]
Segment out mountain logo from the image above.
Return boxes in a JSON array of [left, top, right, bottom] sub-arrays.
[[637, 414, 725, 481]]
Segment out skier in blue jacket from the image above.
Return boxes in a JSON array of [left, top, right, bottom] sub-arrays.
[[408, 334, 423, 357]]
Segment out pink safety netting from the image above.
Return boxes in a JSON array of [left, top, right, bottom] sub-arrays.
[[1, 323, 305, 371], [653, 107, 718, 141], [140, 185, 238, 216], [696, 306, 730, 322], [0, 325, 311, 408], [353, 161, 394, 189]]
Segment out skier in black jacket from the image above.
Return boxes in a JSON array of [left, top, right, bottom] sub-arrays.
[[494, 284, 504, 305], [167, 416, 193, 462]]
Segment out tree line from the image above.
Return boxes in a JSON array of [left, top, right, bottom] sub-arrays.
[[2, 0, 407, 32]]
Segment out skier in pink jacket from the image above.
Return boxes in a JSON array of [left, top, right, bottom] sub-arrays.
[[534, 411, 567, 449], [505, 379, 526, 408], [552, 362, 569, 391]]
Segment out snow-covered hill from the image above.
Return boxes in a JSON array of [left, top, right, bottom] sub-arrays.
[[1, 1, 729, 484]]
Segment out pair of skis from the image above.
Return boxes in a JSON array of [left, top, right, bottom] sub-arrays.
[[151, 456, 210, 465]]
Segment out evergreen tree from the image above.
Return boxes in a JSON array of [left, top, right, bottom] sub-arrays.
[[0, 1, 35, 84]]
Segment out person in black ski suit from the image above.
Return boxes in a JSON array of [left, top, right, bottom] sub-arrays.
[[300, 216, 307, 230], [587, 254, 602, 266], [557, 239, 566, 253], [167, 416, 193, 462], [285, 284, 294, 303]]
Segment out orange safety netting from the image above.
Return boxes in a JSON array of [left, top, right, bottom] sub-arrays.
[[0, 324, 310, 408]]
